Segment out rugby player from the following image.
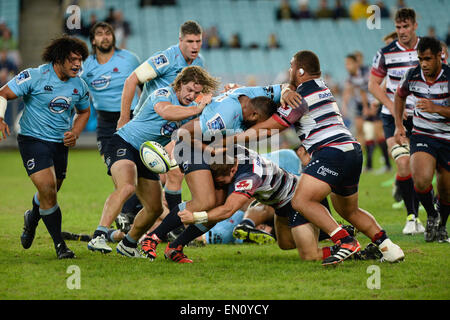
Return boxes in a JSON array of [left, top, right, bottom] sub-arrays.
[[342, 53, 391, 173], [368, 8, 423, 235], [394, 36, 450, 242], [80, 21, 142, 236], [118, 20, 204, 213], [138, 84, 294, 262], [87, 66, 219, 256], [0, 36, 90, 259], [179, 146, 381, 262], [225, 50, 405, 266]]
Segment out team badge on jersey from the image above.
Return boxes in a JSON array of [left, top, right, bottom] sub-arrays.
[[206, 113, 226, 131], [16, 70, 31, 85], [155, 88, 171, 98], [235, 179, 253, 191], [151, 54, 169, 69]]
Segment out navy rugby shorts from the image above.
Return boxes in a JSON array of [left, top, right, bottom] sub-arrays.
[[17, 134, 68, 179], [410, 134, 450, 171], [104, 134, 159, 180], [303, 143, 363, 197]]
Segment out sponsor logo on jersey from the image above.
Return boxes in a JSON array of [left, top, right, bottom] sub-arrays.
[[151, 54, 169, 69], [277, 105, 292, 118], [235, 179, 253, 191], [318, 92, 332, 99], [48, 96, 71, 114], [44, 85, 53, 92], [91, 75, 111, 90], [113, 67, 119, 73]]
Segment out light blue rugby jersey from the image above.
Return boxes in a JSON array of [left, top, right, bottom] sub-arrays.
[[7, 63, 90, 143], [80, 49, 140, 112], [199, 85, 282, 135], [117, 86, 196, 150], [133, 44, 205, 115]]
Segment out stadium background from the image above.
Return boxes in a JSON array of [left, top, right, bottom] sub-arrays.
[[0, 0, 449, 148]]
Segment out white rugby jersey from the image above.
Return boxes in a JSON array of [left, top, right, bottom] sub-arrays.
[[272, 78, 357, 155], [228, 146, 298, 209], [397, 64, 450, 141], [347, 65, 375, 104], [371, 38, 420, 116]]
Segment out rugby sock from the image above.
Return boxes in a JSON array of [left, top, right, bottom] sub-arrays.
[[322, 247, 332, 259], [318, 198, 332, 241], [107, 229, 120, 243], [318, 230, 330, 241], [371, 229, 388, 247], [169, 224, 210, 249], [365, 141, 375, 170], [164, 188, 182, 211], [414, 185, 438, 219], [396, 174, 418, 218], [240, 218, 255, 228], [437, 197, 450, 227], [30, 193, 41, 226], [152, 204, 184, 240], [330, 227, 352, 244], [40, 204, 63, 247], [121, 193, 142, 217], [122, 233, 138, 248], [93, 226, 109, 239], [378, 139, 391, 169], [321, 197, 331, 211]]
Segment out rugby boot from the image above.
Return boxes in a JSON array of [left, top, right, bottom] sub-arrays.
[[164, 243, 193, 263]]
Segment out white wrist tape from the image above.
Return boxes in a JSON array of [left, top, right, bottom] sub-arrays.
[[0, 96, 7, 119], [193, 211, 208, 224], [134, 62, 157, 83]]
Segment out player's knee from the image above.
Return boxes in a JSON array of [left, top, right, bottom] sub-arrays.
[[38, 184, 57, 203], [291, 197, 304, 213], [298, 250, 320, 261], [191, 194, 216, 211], [413, 177, 431, 192], [277, 239, 295, 250], [119, 184, 136, 200]]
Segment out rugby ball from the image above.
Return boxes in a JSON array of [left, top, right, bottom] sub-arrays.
[[140, 141, 173, 174]]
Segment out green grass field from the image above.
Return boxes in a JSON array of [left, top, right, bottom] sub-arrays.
[[0, 148, 449, 301]]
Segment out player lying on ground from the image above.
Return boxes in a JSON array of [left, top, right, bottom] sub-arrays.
[[178, 145, 383, 262]]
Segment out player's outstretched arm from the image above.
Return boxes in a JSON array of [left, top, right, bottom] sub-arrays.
[[179, 193, 249, 225], [0, 85, 18, 141]]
